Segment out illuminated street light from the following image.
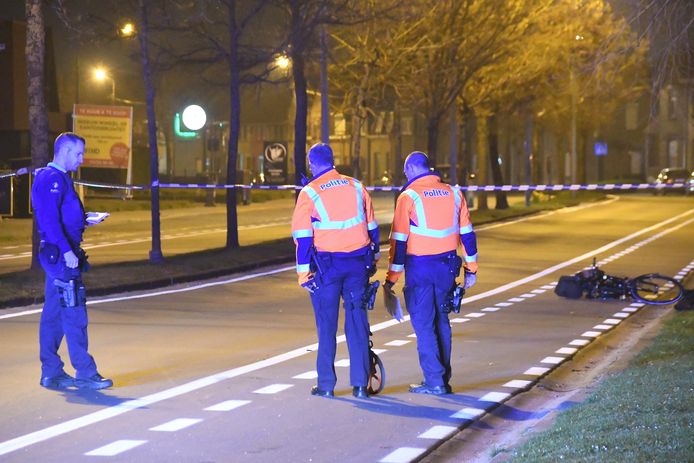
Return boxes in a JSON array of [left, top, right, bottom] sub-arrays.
[[92, 67, 115, 104], [119, 21, 136, 38], [275, 55, 290, 70]]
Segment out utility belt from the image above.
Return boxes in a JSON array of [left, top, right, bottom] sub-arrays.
[[39, 241, 89, 308], [39, 241, 90, 272], [405, 251, 465, 314]]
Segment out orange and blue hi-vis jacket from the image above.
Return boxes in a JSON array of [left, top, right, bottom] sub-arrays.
[[386, 172, 477, 284], [291, 167, 380, 284]]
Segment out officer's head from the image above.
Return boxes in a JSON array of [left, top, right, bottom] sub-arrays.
[[404, 151, 430, 181], [54, 132, 86, 172], [307, 143, 334, 175]]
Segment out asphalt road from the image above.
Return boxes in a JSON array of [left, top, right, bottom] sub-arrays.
[[0, 195, 692, 462]]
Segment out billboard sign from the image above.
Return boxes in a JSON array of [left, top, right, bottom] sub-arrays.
[[73, 104, 133, 168]]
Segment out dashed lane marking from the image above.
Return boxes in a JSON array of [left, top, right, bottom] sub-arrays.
[[384, 340, 411, 347], [569, 339, 590, 346], [253, 384, 293, 394], [502, 380, 532, 389], [524, 367, 550, 376], [334, 359, 350, 367], [149, 418, 203, 432], [292, 371, 318, 380], [204, 400, 251, 412], [417, 426, 458, 440], [84, 440, 147, 456], [380, 447, 427, 463], [479, 392, 511, 403]]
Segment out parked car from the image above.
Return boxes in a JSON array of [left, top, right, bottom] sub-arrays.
[[653, 167, 690, 195]]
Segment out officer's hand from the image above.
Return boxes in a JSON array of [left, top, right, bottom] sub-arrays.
[[301, 277, 319, 294], [463, 270, 477, 289], [64, 250, 79, 269], [383, 280, 395, 296], [464, 261, 478, 274]]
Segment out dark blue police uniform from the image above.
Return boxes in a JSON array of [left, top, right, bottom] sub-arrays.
[[31, 162, 98, 380], [403, 252, 458, 388], [310, 250, 372, 392]]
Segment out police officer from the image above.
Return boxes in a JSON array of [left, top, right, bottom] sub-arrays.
[[31, 132, 113, 390], [384, 151, 478, 395], [291, 143, 380, 398]]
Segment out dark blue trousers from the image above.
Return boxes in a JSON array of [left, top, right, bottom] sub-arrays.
[[403, 252, 457, 387], [309, 253, 370, 391], [39, 252, 97, 379]]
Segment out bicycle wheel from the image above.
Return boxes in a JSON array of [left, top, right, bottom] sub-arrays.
[[367, 350, 385, 395], [629, 274, 684, 305]]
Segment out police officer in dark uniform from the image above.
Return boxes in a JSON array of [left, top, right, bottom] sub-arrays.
[[31, 132, 112, 390], [291, 143, 380, 398], [384, 152, 478, 395]]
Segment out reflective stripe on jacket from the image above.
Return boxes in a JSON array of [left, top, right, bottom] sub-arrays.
[[291, 168, 378, 283], [386, 173, 476, 283]]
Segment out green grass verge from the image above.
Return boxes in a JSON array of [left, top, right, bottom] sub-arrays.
[[505, 310, 694, 462]]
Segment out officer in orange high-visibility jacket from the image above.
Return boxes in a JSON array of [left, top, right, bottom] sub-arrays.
[[291, 143, 380, 399], [384, 151, 478, 395]]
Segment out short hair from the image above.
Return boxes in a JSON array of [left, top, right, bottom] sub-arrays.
[[54, 132, 85, 155], [308, 143, 334, 168], [405, 151, 430, 170]]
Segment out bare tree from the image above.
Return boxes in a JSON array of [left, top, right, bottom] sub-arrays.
[[26, 0, 50, 270]]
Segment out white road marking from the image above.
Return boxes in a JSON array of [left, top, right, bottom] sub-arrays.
[[508, 297, 525, 302], [463, 312, 485, 318], [569, 339, 590, 347], [502, 380, 532, 389], [204, 400, 251, 412], [621, 307, 638, 313], [481, 307, 500, 312], [450, 318, 470, 323], [531, 289, 547, 294], [519, 293, 537, 298], [524, 367, 550, 376], [149, 418, 203, 432], [385, 340, 411, 347], [612, 313, 630, 318], [582, 330, 602, 337], [450, 407, 485, 420], [334, 359, 350, 367], [593, 324, 613, 330], [479, 392, 511, 403], [292, 371, 318, 380], [540, 356, 565, 365], [555, 347, 578, 355], [495, 302, 513, 307], [417, 425, 458, 439], [372, 349, 388, 355], [630, 302, 646, 308], [603, 319, 621, 325], [407, 333, 417, 338], [380, 447, 427, 463], [540, 285, 556, 289], [84, 439, 147, 456], [253, 384, 293, 394]]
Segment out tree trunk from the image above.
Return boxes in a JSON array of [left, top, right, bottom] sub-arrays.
[[138, 0, 163, 263], [488, 115, 509, 209], [226, 0, 240, 248], [448, 102, 458, 185], [475, 111, 489, 211], [426, 116, 440, 167], [320, 26, 329, 143], [291, 51, 308, 197], [524, 111, 533, 206], [26, 0, 49, 270]]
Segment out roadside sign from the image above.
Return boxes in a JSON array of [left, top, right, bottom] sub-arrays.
[[73, 104, 133, 169], [263, 141, 288, 185]]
